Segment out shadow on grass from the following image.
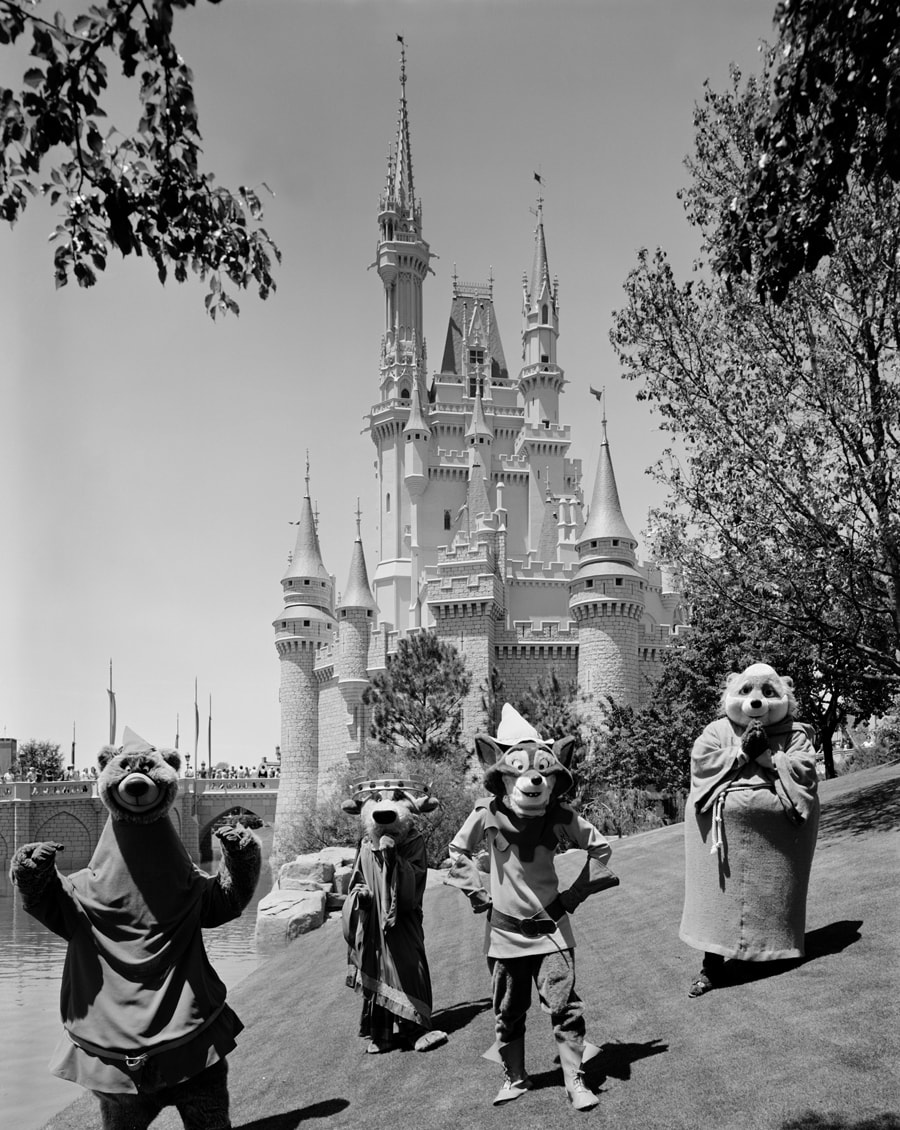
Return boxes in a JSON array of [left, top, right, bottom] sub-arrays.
[[431, 996, 492, 1035], [528, 1038, 669, 1094], [818, 778, 900, 841], [235, 1099, 350, 1129], [718, 919, 863, 988], [780, 1113, 900, 1130]]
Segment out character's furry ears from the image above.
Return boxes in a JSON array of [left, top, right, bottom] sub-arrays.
[[473, 733, 578, 770], [97, 745, 182, 772]]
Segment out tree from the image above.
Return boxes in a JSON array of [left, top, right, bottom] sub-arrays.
[[17, 738, 64, 779], [514, 669, 589, 743], [362, 632, 472, 760], [611, 58, 900, 697], [717, 0, 900, 302], [0, 0, 280, 317]]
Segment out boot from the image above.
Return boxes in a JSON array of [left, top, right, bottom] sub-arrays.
[[557, 1040, 599, 1111], [493, 1038, 533, 1105]]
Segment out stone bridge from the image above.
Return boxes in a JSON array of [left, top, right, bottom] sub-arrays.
[[0, 778, 280, 895]]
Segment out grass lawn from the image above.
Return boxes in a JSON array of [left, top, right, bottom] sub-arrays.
[[42, 763, 899, 1130]]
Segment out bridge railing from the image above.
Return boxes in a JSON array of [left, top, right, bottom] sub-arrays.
[[0, 777, 280, 802]]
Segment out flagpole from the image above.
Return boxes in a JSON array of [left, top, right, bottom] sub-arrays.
[[193, 678, 199, 767], [175, 712, 180, 751], [208, 694, 212, 767], [107, 659, 117, 745], [71, 721, 76, 769]]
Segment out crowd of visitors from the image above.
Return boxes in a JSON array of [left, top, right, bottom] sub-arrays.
[[2, 761, 280, 784]]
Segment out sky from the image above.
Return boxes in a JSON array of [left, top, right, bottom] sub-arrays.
[[2, 0, 779, 768]]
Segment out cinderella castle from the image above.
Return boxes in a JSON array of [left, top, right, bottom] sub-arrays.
[[272, 47, 686, 822]]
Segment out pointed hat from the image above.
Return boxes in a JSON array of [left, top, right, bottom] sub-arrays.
[[495, 703, 550, 749], [120, 727, 154, 753]]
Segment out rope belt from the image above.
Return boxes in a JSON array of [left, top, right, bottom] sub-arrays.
[[65, 1002, 226, 1072], [488, 907, 558, 937], [710, 782, 775, 862]]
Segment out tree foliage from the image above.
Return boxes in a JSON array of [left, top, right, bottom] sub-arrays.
[[17, 738, 64, 779], [513, 668, 589, 743], [717, 0, 900, 302], [612, 58, 900, 695], [0, 0, 280, 317], [362, 632, 472, 760]]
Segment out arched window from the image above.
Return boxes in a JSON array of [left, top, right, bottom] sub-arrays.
[[400, 388, 410, 400], [444, 509, 451, 530], [542, 303, 548, 322], [386, 492, 391, 513]]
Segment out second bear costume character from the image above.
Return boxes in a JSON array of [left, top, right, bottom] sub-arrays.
[[8, 727, 261, 1130], [447, 705, 617, 1111]]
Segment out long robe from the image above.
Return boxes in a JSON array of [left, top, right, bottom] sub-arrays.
[[341, 831, 433, 1030], [680, 716, 820, 961], [20, 816, 248, 1093]]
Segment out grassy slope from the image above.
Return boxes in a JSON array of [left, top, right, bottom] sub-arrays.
[[42, 763, 899, 1130]]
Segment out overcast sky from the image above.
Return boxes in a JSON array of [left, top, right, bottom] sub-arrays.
[[2, 0, 778, 767]]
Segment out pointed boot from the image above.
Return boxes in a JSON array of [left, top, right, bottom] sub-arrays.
[[493, 1038, 533, 1105], [557, 1040, 599, 1111]]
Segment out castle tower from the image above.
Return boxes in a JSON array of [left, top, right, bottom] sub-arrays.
[[516, 199, 576, 560], [569, 397, 645, 718], [403, 382, 431, 627], [367, 41, 434, 634], [272, 464, 335, 860], [336, 508, 378, 770]]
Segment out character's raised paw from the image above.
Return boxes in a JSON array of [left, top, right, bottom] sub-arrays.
[[414, 1029, 448, 1052]]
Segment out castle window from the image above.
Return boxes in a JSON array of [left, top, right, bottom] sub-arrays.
[[367, 610, 373, 618], [401, 388, 410, 400], [615, 578, 623, 586], [386, 492, 391, 512], [468, 376, 485, 397], [612, 538, 619, 546], [542, 303, 548, 322], [469, 348, 484, 366], [586, 580, 593, 589], [281, 621, 286, 628], [444, 509, 451, 530], [541, 354, 549, 363], [303, 619, 310, 627], [304, 579, 310, 585], [543, 419, 550, 429]]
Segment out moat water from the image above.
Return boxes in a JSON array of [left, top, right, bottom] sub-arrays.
[[0, 865, 268, 1130]]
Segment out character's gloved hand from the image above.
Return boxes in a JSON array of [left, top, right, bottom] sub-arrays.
[[741, 720, 770, 760], [379, 835, 396, 866], [214, 824, 254, 853], [354, 884, 373, 909], [468, 890, 492, 915], [13, 841, 64, 872]]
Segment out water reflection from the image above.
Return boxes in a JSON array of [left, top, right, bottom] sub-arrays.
[[0, 864, 267, 1130]]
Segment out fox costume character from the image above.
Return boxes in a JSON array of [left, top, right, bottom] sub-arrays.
[[446, 705, 618, 1111], [681, 664, 820, 997]]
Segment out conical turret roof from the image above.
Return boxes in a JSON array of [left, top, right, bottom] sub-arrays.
[[283, 487, 330, 583], [578, 413, 637, 547], [340, 526, 377, 612]]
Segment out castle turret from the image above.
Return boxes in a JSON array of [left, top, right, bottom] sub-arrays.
[[337, 510, 378, 770], [273, 465, 335, 861], [569, 399, 645, 716]]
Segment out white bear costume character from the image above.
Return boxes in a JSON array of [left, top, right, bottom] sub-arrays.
[[680, 664, 819, 996]]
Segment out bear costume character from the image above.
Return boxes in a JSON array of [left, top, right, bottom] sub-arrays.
[[340, 777, 448, 1054], [9, 728, 262, 1130], [446, 705, 617, 1111], [680, 663, 820, 997]]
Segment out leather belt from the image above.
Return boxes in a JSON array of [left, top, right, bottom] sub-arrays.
[[489, 908, 558, 937]]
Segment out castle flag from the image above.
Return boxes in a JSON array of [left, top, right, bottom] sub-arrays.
[[107, 660, 116, 745]]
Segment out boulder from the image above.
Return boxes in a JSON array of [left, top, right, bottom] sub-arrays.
[[255, 888, 327, 952], [332, 865, 353, 895], [278, 854, 334, 888], [317, 845, 358, 868]]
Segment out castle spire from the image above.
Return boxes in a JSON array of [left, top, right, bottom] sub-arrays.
[[341, 502, 378, 611], [283, 457, 331, 583], [578, 389, 637, 548], [392, 35, 416, 224]]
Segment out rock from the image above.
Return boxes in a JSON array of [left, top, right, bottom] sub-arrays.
[[317, 845, 358, 868], [278, 854, 334, 888], [333, 865, 353, 895], [255, 888, 327, 952], [325, 891, 347, 911]]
